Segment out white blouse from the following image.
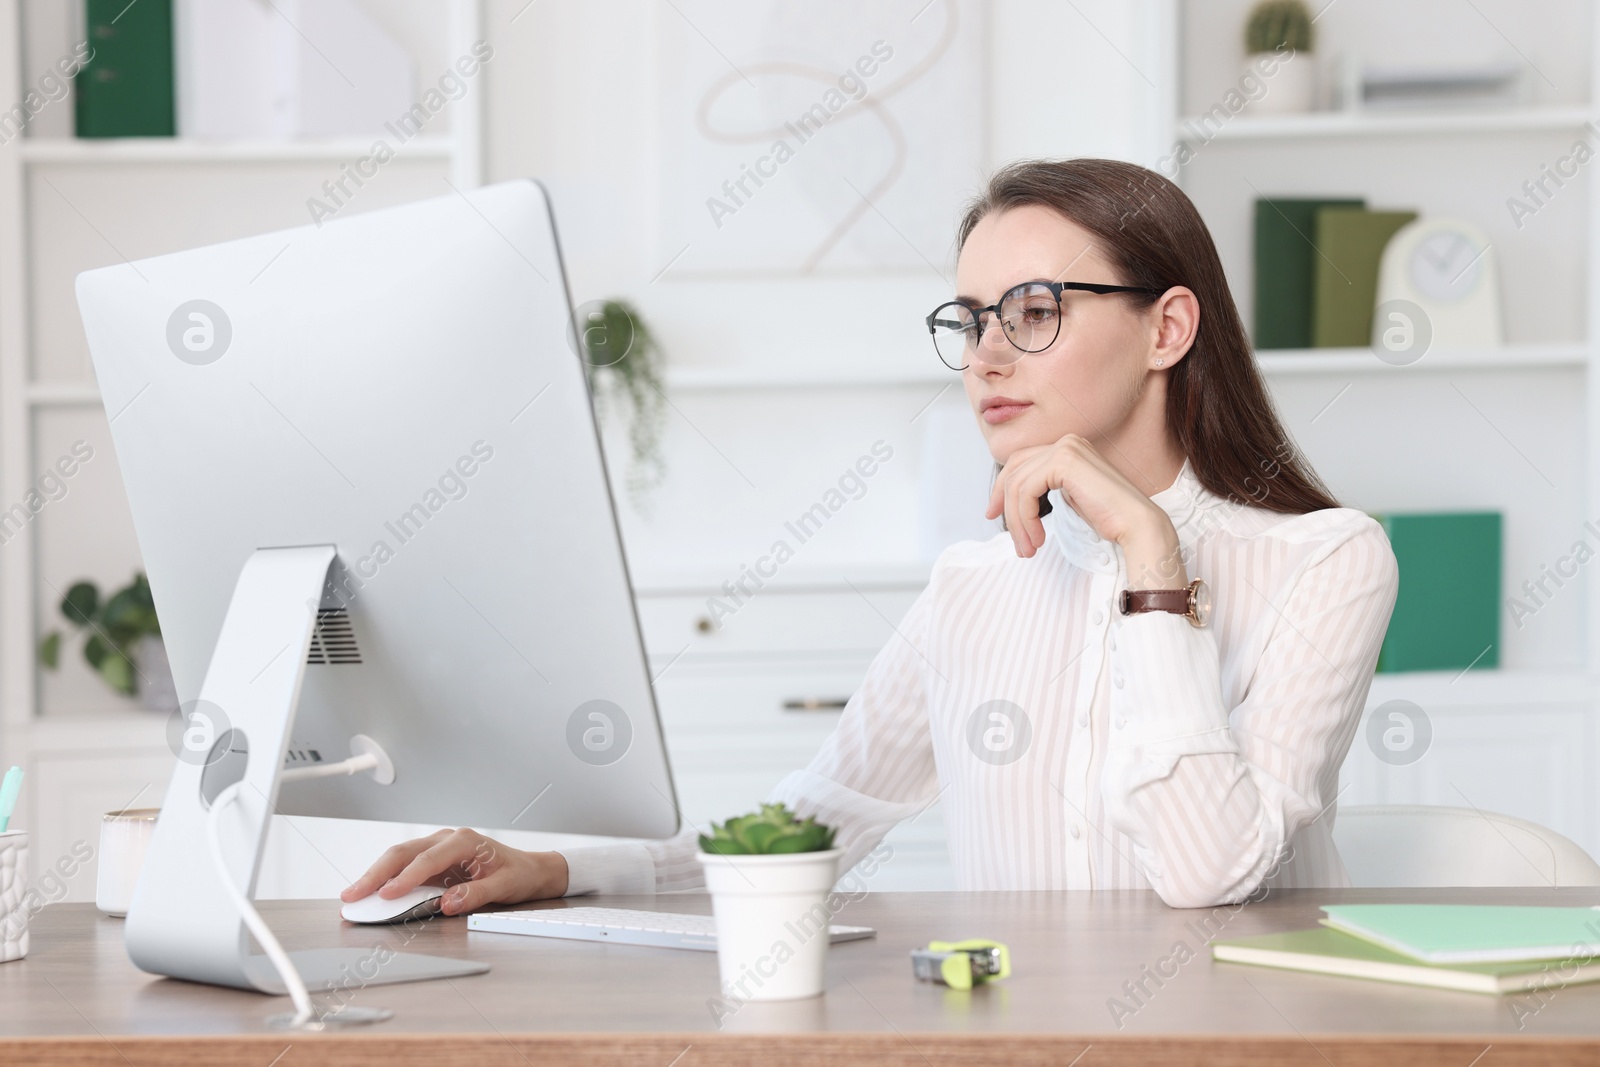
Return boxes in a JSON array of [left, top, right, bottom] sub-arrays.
[[558, 457, 1400, 908]]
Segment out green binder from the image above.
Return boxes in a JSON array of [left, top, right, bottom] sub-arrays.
[[75, 0, 175, 138], [1252, 197, 1364, 350], [1310, 207, 1417, 348], [1372, 511, 1500, 673]]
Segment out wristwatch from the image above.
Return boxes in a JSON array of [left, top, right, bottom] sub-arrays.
[[1118, 578, 1211, 628]]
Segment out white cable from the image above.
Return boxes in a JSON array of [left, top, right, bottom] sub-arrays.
[[279, 752, 378, 783], [205, 753, 383, 1029], [207, 780, 316, 1028]]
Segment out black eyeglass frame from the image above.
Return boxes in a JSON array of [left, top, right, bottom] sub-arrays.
[[925, 280, 1167, 371]]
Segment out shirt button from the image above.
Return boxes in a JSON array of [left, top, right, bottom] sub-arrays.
[[1091, 608, 1105, 626], [1069, 823, 1082, 840], [1113, 673, 1124, 688], [1076, 712, 1088, 727], [1115, 716, 1127, 729], [1096, 551, 1110, 565]]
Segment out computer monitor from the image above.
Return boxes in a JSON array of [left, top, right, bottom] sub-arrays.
[[74, 180, 679, 999]]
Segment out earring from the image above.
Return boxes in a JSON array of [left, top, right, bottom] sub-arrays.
[[1155, 357, 1164, 367]]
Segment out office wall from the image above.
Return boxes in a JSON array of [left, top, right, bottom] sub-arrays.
[[477, 0, 1166, 582]]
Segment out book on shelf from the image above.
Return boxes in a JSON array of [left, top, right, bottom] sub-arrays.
[[1253, 197, 1365, 350], [1311, 207, 1418, 347], [1371, 510, 1500, 673], [75, 0, 176, 138]]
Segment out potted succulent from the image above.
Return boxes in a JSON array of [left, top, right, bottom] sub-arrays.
[[1243, 0, 1316, 114], [698, 803, 843, 1002], [578, 298, 667, 512], [38, 573, 177, 712]]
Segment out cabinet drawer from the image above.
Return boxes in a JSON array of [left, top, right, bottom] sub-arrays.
[[653, 661, 869, 735], [635, 586, 922, 660]]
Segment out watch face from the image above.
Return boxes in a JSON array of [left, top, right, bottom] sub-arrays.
[[1189, 580, 1212, 627]]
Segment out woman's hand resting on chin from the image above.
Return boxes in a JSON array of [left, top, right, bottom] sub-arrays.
[[986, 434, 1188, 591], [340, 827, 569, 916]]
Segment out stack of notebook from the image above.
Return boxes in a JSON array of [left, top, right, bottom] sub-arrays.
[[1212, 904, 1600, 994]]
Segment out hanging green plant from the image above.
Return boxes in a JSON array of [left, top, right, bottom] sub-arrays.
[[579, 298, 668, 509], [38, 573, 161, 698]]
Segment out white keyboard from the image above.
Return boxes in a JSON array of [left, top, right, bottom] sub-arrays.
[[467, 906, 876, 952]]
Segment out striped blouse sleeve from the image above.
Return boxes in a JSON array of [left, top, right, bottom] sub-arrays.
[[557, 576, 942, 896], [1098, 515, 1399, 908]]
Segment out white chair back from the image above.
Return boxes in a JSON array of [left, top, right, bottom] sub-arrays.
[[1333, 805, 1600, 888]]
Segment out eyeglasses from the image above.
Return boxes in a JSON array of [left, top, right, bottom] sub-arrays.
[[925, 280, 1165, 371]]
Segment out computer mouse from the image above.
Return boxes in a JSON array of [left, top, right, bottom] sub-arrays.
[[340, 885, 447, 924]]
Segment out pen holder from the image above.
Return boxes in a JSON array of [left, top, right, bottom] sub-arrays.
[[0, 830, 28, 962]]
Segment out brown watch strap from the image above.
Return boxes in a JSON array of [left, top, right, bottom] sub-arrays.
[[1119, 587, 1190, 616]]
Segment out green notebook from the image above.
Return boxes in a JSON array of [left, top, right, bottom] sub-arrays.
[[1321, 905, 1600, 964], [1373, 511, 1500, 673], [75, 0, 176, 138], [1310, 207, 1417, 347], [1252, 197, 1364, 350], [1211, 927, 1600, 995]]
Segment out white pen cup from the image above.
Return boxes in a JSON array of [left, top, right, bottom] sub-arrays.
[[0, 829, 28, 962], [96, 808, 159, 917]]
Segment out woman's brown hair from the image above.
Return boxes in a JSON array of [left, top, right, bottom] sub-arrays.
[[959, 157, 1340, 515]]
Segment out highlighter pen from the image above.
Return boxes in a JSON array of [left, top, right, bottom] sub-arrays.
[[0, 765, 22, 832]]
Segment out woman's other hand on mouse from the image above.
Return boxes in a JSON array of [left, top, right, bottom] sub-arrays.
[[339, 827, 568, 916]]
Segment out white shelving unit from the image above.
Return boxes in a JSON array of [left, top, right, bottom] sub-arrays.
[[14, 134, 460, 164], [1175, 104, 1595, 140], [1165, 0, 1600, 856], [0, 0, 486, 899], [661, 343, 1591, 391]]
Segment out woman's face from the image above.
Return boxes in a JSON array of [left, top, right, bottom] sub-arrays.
[[955, 205, 1159, 464]]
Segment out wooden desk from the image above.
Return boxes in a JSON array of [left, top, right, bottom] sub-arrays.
[[3, 888, 1599, 1065]]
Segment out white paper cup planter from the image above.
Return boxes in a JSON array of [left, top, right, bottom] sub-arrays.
[[698, 847, 843, 1002], [0, 830, 28, 962]]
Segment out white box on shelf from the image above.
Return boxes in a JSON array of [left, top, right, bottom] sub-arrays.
[[174, 0, 416, 140]]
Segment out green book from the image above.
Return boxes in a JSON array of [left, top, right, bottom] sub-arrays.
[[1252, 197, 1364, 350], [75, 0, 175, 138], [1321, 904, 1600, 964], [1310, 207, 1417, 347], [1211, 927, 1600, 995], [1373, 510, 1500, 673]]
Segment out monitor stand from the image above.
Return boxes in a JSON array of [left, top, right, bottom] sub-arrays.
[[122, 546, 489, 998]]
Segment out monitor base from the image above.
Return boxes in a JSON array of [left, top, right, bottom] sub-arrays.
[[122, 546, 490, 999], [243, 948, 490, 995]]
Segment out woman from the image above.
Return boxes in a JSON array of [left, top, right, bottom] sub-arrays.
[[343, 158, 1399, 913]]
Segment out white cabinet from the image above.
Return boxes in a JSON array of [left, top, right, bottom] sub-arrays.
[[1339, 673, 1597, 858]]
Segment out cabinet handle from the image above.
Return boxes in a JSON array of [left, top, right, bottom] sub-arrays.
[[783, 697, 850, 712]]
